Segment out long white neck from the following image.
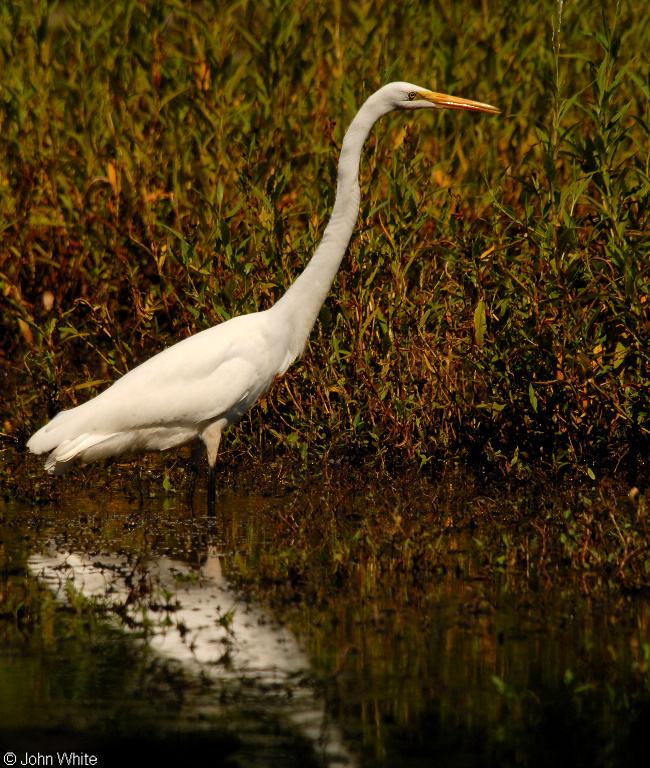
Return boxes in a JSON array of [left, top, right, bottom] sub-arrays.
[[270, 90, 394, 361]]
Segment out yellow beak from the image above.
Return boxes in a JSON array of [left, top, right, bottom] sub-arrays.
[[418, 90, 500, 114]]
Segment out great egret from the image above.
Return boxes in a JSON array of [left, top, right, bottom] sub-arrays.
[[28, 82, 498, 513]]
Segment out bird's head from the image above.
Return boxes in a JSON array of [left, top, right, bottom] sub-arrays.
[[379, 81, 499, 115]]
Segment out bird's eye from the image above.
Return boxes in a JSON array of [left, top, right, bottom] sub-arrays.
[[407, 92, 418, 101]]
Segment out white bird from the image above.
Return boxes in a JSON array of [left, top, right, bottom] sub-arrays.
[[28, 82, 498, 513]]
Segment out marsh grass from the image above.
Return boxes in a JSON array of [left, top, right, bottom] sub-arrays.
[[1, 0, 649, 481]]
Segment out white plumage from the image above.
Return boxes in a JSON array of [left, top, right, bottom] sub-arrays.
[[29, 313, 277, 472], [28, 82, 498, 511]]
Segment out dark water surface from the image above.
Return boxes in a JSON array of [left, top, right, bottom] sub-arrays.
[[1, 483, 649, 767]]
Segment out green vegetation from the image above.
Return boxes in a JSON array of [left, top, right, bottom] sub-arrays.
[[1, 0, 649, 480]]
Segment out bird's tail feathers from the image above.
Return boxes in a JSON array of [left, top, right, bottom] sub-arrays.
[[27, 402, 97, 455], [31, 432, 119, 475], [27, 402, 118, 475]]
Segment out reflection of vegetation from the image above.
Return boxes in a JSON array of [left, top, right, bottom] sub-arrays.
[[1, 0, 649, 479], [223, 475, 650, 766], [0, 584, 322, 763], [0, 519, 331, 765], [2, 477, 650, 765], [233, 476, 650, 596]]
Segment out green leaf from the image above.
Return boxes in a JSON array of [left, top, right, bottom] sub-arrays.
[[613, 342, 627, 370], [474, 300, 486, 346]]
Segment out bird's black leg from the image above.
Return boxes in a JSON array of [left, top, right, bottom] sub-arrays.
[[207, 464, 217, 517], [201, 422, 222, 517], [186, 440, 204, 509]]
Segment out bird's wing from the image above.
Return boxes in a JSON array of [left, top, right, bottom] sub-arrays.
[[29, 314, 281, 453], [96, 317, 279, 428]]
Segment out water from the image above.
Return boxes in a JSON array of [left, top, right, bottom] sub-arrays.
[[1, 481, 649, 766]]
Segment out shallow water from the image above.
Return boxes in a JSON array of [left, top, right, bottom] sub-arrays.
[[1, 483, 649, 767]]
